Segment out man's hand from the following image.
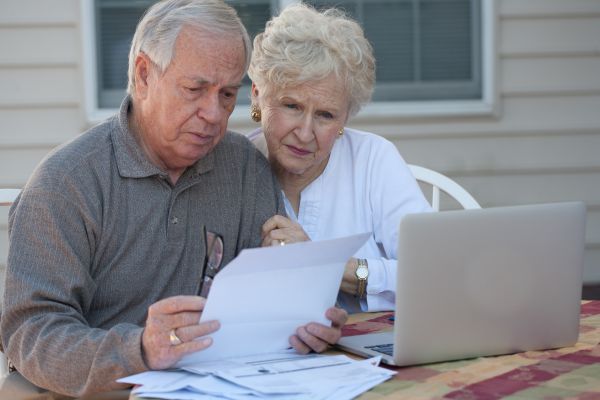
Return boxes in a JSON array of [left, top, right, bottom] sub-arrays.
[[142, 295, 220, 370], [289, 307, 348, 354], [261, 215, 310, 247]]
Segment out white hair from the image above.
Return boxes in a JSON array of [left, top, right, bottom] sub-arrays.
[[248, 3, 375, 116], [127, 0, 251, 95]]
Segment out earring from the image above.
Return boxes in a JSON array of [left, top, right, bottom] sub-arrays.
[[250, 104, 261, 122], [338, 128, 344, 137]]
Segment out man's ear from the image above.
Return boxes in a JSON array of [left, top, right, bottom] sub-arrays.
[[134, 52, 153, 99]]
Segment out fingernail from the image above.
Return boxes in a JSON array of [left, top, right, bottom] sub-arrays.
[[211, 321, 220, 330], [307, 324, 318, 335], [201, 337, 212, 346]]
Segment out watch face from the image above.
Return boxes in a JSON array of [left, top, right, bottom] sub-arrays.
[[356, 267, 368, 279]]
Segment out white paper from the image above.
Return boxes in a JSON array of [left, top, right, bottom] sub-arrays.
[[118, 370, 190, 387], [122, 353, 395, 400], [181, 349, 309, 376], [215, 355, 394, 395], [177, 233, 370, 366]]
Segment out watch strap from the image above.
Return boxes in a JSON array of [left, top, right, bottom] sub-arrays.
[[356, 258, 368, 299]]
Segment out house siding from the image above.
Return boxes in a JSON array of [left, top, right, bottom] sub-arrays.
[[0, 0, 85, 294], [1, 0, 599, 287]]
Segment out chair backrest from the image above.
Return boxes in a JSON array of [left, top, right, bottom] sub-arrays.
[[408, 165, 480, 211], [0, 189, 21, 207]]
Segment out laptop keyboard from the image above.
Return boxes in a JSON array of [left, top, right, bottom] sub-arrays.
[[366, 343, 394, 356]]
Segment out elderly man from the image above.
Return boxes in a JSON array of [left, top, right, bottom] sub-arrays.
[[0, 0, 347, 397]]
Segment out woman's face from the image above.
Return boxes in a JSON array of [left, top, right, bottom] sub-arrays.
[[257, 77, 350, 180]]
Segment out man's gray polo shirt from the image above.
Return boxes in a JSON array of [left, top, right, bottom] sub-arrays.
[[1, 97, 284, 396]]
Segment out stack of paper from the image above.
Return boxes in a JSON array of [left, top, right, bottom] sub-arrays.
[[119, 350, 395, 399]]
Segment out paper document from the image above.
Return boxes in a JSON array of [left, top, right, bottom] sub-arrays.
[[119, 351, 395, 400], [177, 233, 370, 366]]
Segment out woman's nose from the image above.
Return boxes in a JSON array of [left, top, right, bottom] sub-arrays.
[[295, 116, 315, 142]]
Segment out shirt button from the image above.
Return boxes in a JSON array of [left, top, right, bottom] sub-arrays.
[[171, 217, 179, 225]]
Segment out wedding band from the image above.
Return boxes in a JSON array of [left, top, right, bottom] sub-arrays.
[[169, 329, 182, 346]]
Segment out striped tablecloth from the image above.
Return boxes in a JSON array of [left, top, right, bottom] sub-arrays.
[[342, 300, 600, 399]]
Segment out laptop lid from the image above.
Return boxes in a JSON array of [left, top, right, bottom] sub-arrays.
[[337, 202, 586, 366]]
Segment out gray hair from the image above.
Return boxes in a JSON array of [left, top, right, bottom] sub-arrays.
[[127, 0, 251, 95], [248, 3, 375, 116]]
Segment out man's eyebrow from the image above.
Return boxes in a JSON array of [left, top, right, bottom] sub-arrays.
[[192, 78, 243, 90], [193, 78, 211, 85]]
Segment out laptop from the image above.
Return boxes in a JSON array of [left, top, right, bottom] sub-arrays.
[[337, 201, 586, 366]]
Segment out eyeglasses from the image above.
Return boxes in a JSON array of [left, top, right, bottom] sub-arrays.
[[199, 226, 224, 298]]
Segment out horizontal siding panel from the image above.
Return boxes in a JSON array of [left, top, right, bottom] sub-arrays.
[[0, 67, 80, 106], [393, 132, 600, 174], [0, 27, 79, 65], [351, 96, 600, 138], [0, 148, 55, 186], [0, 0, 78, 25], [500, 18, 600, 56], [0, 108, 84, 146], [496, 96, 600, 132], [451, 172, 600, 209], [500, 0, 600, 17], [502, 57, 600, 95]]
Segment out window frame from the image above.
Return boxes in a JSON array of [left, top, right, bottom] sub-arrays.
[[81, 0, 497, 125]]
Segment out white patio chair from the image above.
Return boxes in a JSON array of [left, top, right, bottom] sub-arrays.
[[0, 188, 20, 378], [408, 165, 480, 211]]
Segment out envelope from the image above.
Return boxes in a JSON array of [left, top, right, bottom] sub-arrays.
[[176, 232, 371, 366]]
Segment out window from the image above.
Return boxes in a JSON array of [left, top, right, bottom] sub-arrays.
[[308, 0, 482, 102], [88, 0, 486, 113], [93, 0, 273, 108]]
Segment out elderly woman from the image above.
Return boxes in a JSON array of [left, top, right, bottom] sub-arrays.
[[248, 3, 431, 313]]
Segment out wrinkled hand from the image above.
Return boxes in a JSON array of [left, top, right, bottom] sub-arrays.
[[290, 307, 348, 354], [142, 295, 220, 370], [261, 215, 310, 247]]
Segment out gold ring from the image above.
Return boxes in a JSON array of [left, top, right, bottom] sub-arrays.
[[169, 328, 182, 346]]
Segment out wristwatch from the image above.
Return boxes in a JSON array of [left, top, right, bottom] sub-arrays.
[[355, 259, 369, 299]]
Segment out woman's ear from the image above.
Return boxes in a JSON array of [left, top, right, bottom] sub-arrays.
[[251, 82, 259, 102]]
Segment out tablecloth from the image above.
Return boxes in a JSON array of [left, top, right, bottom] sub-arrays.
[[341, 300, 600, 399]]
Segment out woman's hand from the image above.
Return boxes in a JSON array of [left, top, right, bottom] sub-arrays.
[[261, 215, 310, 247], [289, 307, 348, 354], [340, 257, 359, 295]]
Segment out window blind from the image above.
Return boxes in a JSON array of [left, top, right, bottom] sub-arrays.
[[94, 0, 481, 108]]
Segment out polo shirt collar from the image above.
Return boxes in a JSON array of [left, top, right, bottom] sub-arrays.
[[112, 96, 215, 180]]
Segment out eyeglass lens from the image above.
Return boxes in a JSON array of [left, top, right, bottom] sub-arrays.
[[200, 228, 224, 298]]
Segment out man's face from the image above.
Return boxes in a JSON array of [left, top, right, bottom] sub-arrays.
[[134, 26, 246, 175]]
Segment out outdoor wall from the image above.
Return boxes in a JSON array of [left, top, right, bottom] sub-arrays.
[[0, 0, 86, 295], [1, 0, 599, 298]]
